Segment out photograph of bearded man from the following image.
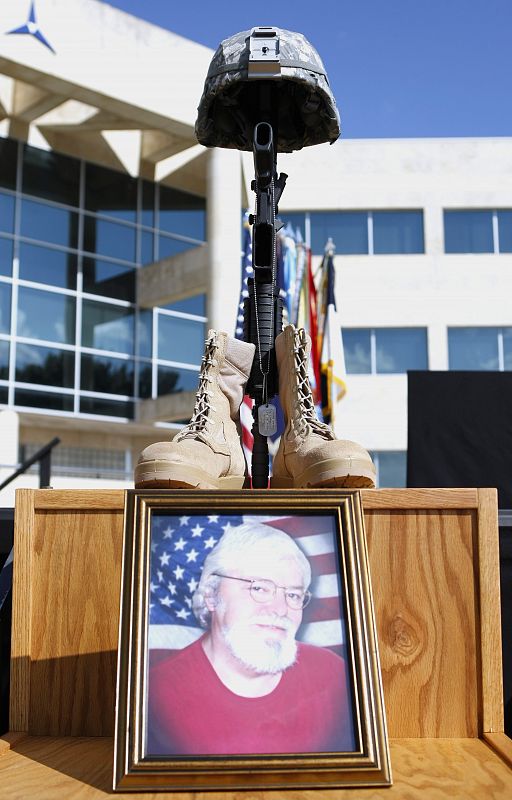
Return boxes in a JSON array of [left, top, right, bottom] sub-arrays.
[[146, 522, 356, 756]]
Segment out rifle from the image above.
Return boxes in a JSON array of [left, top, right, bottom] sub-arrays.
[[243, 117, 288, 488]]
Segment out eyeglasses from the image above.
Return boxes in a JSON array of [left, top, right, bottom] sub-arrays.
[[212, 573, 311, 610]]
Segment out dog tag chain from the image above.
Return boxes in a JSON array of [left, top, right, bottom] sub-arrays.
[[258, 375, 277, 436]]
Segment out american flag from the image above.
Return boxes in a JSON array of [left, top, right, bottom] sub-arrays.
[[148, 514, 346, 659]]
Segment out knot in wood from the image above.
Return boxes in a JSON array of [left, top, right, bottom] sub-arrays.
[[388, 613, 421, 658]]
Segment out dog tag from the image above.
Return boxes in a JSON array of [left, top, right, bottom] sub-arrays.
[[258, 403, 277, 437]]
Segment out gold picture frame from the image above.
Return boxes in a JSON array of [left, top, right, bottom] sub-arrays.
[[114, 489, 391, 791]]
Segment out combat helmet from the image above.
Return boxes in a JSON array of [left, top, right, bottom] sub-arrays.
[[195, 26, 340, 153]]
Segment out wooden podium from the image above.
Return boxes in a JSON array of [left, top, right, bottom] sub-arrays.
[[1, 488, 511, 798]]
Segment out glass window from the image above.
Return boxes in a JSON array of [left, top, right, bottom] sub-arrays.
[[138, 363, 152, 399], [158, 365, 199, 395], [375, 451, 407, 488], [504, 328, 512, 370], [141, 180, 155, 228], [0, 283, 11, 334], [22, 144, 80, 207], [82, 300, 134, 354], [137, 310, 153, 358], [17, 287, 75, 344], [444, 210, 494, 253], [448, 327, 500, 370], [81, 353, 134, 395], [0, 192, 15, 233], [0, 339, 9, 379], [373, 211, 424, 254], [498, 210, 512, 253], [344, 329, 371, 374], [311, 211, 368, 255], [0, 236, 13, 277], [80, 396, 133, 418], [20, 199, 78, 248], [158, 185, 206, 240], [161, 294, 206, 316], [19, 242, 77, 289], [376, 328, 427, 373], [15, 343, 74, 387], [158, 316, 205, 364], [0, 386, 7, 404], [15, 388, 73, 411], [85, 163, 137, 222], [141, 230, 154, 265], [83, 216, 136, 262], [83, 257, 135, 302], [0, 138, 17, 190], [158, 234, 200, 261]]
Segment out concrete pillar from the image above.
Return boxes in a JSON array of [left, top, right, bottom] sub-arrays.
[[0, 410, 20, 506], [207, 148, 242, 334], [0, 409, 19, 468]]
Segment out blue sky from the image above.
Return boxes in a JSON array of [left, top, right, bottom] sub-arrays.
[[103, 0, 511, 139]]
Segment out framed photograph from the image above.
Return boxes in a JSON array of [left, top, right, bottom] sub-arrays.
[[114, 489, 391, 791]]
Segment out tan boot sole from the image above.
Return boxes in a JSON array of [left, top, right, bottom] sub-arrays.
[[271, 457, 376, 489], [134, 460, 245, 490]]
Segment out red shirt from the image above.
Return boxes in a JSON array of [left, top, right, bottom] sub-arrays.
[[147, 637, 355, 755]]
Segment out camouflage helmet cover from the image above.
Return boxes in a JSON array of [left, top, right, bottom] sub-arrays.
[[195, 27, 341, 152]]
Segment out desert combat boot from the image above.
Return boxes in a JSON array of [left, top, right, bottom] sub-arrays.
[[135, 330, 255, 489], [271, 325, 376, 489]]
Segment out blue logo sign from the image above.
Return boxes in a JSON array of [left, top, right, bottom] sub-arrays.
[[6, 1, 56, 54]]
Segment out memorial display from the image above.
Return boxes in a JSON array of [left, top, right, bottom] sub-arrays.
[[113, 489, 391, 790], [134, 25, 376, 489]]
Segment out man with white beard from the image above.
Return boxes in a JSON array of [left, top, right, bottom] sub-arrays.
[[147, 523, 354, 755]]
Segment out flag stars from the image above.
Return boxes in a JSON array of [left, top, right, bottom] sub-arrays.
[[208, 515, 219, 523], [159, 551, 171, 566], [150, 581, 158, 593], [167, 581, 177, 595], [173, 565, 185, 580], [187, 577, 198, 592], [157, 570, 164, 583], [163, 526, 174, 539], [174, 537, 186, 551], [176, 608, 191, 620], [159, 595, 173, 607], [191, 524, 204, 538], [222, 522, 233, 534], [179, 516, 190, 526], [204, 536, 217, 549], [184, 597, 192, 608], [186, 548, 199, 563], [151, 541, 158, 552]]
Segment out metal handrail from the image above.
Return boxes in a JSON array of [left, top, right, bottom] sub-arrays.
[[0, 436, 60, 493]]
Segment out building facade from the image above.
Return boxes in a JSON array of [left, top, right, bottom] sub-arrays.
[[1, 0, 511, 501]]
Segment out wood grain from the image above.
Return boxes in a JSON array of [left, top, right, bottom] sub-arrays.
[[0, 737, 511, 799], [366, 508, 478, 737], [9, 488, 504, 745], [361, 488, 479, 509], [29, 487, 481, 511], [28, 507, 124, 735], [484, 733, 512, 769], [477, 489, 505, 733], [9, 489, 36, 732], [32, 489, 126, 510]]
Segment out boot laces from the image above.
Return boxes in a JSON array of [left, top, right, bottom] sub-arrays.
[[293, 331, 333, 439], [176, 332, 218, 440]]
